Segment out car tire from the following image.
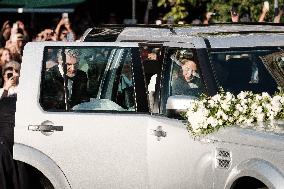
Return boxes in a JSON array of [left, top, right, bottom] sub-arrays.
[[39, 176, 54, 189]]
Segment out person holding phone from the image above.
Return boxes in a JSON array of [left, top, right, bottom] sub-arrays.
[[0, 60, 21, 189], [259, 1, 270, 22], [0, 61, 20, 99], [55, 13, 76, 41]]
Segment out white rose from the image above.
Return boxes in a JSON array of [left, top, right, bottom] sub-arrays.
[[207, 116, 218, 127], [261, 92, 270, 98], [216, 110, 223, 119], [208, 99, 215, 107], [245, 118, 254, 126], [222, 113, 228, 120], [236, 104, 244, 112], [233, 110, 240, 117], [237, 91, 247, 100], [221, 103, 230, 111], [225, 92, 233, 101], [212, 94, 221, 102], [265, 104, 272, 112], [256, 113, 264, 122], [228, 117, 234, 123], [280, 97, 284, 104], [255, 94, 262, 101], [256, 106, 263, 114]]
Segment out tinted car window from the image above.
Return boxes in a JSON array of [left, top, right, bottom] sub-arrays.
[[40, 46, 137, 112], [209, 47, 280, 95], [100, 48, 136, 111]]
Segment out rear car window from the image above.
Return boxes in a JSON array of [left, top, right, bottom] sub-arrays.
[[209, 47, 282, 95]]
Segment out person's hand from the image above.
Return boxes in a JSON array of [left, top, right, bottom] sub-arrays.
[[44, 29, 53, 33], [58, 18, 66, 26], [3, 75, 14, 90], [64, 21, 71, 31], [5, 39, 12, 48], [206, 12, 213, 20], [262, 1, 270, 14], [50, 31, 57, 41]]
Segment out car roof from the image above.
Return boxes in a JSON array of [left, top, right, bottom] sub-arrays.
[[81, 23, 284, 48]]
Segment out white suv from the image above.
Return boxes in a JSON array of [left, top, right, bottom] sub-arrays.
[[14, 24, 284, 189]]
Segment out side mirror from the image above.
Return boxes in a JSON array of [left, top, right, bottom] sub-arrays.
[[166, 95, 197, 119]]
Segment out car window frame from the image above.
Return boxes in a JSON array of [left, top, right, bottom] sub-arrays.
[[39, 42, 149, 114]]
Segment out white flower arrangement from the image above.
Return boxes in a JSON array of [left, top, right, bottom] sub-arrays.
[[185, 89, 284, 135]]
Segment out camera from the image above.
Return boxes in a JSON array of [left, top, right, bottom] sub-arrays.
[[7, 73, 13, 79]]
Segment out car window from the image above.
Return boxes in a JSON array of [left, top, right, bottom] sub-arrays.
[[39, 46, 138, 112], [209, 47, 280, 95], [167, 48, 205, 97], [100, 48, 136, 111], [160, 47, 206, 115], [260, 51, 284, 88]]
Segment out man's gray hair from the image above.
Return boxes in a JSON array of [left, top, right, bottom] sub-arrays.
[[57, 48, 80, 63]]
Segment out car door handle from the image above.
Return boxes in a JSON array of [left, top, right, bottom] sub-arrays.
[[28, 125, 63, 132], [28, 120, 63, 132]]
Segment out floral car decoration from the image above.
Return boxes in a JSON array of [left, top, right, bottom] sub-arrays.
[[185, 89, 284, 136]]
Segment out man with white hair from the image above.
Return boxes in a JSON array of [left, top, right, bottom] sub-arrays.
[[42, 48, 88, 110]]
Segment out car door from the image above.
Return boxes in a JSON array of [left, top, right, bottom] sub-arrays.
[[15, 42, 150, 189], [146, 42, 215, 189]]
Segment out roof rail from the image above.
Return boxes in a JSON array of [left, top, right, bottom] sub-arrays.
[[98, 22, 284, 28], [82, 22, 284, 42]]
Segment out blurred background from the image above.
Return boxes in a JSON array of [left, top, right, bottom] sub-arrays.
[[0, 0, 284, 41]]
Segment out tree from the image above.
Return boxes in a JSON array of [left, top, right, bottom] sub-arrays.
[[157, 0, 284, 23]]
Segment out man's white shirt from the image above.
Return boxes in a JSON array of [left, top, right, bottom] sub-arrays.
[[58, 64, 73, 98]]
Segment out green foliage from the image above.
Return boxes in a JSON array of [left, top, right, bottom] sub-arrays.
[[158, 0, 284, 23], [158, 0, 189, 21]]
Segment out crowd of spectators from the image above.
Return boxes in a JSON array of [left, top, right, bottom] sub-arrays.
[[0, 13, 78, 87], [156, 1, 284, 25]]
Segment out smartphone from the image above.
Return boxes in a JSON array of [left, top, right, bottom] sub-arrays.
[[12, 23, 18, 29], [62, 13, 69, 23], [7, 73, 13, 79], [11, 22, 18, 37]]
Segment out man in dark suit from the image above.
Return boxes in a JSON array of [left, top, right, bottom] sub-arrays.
[[42, 49, 88, 110]]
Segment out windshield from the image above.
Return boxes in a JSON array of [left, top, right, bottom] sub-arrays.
[[209, 47, 283, 95]]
